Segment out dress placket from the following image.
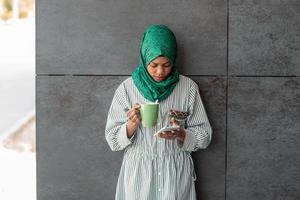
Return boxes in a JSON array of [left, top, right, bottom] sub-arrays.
[[157, 103, 164, 196]]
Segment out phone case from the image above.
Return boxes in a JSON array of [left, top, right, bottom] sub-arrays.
[[154, 126, 180, 136]]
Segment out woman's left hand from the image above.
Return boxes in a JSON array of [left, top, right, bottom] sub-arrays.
[[158, 118, 186, 142]]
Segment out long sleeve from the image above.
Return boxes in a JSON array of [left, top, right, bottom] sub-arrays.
[[105, 82, 135, 151], [178, 81, 212, 152]]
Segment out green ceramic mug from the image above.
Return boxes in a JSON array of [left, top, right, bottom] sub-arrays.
[[140, 103, 159, 128]]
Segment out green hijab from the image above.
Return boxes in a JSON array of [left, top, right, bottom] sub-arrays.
[[132, 24, 179, 102]]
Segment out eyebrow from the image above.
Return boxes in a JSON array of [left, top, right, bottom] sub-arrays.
[[151, 61, 171, 65]]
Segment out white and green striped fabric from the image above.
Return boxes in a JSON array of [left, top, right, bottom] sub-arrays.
[[105, 75, 212, 200]]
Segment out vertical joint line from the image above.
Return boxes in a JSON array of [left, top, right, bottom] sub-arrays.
[[225, 0, 229, 200]]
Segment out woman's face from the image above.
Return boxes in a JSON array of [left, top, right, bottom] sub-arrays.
[[146, 56, 172, 82]]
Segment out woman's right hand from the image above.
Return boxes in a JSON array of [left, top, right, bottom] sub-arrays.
[[126, 103, 141, 138]]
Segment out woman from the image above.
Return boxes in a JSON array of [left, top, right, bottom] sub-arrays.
[[105, 24, 212, 200]]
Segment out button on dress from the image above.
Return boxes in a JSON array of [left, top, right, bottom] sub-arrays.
[[105, 75, 212, 200]]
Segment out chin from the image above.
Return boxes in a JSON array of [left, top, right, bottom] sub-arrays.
[[154, 77, 165, 82]]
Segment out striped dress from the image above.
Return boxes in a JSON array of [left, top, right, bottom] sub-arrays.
[[105, 75, 212, 200]]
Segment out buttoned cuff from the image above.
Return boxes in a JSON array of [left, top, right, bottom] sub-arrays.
[[118, 123, 134, 147], [177, 129, 197, 152], [128, 130, 136, 142]]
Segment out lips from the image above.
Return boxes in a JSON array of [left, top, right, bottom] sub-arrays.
[[154, 76, 165, 81]]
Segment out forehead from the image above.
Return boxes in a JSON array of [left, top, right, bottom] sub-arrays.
[[151, 56, 170, 64]]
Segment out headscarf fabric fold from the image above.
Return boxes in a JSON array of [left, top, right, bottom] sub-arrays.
[[132, 24, 179, 102]]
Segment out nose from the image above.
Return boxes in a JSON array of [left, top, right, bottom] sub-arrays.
[[156, 66, 164, 76]]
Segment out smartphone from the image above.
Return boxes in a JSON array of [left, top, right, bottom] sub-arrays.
[[154, 126, 180, 136]]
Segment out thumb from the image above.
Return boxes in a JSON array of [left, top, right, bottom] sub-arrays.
[[170, 117, 179, 126], [133, 103, 141, 109]]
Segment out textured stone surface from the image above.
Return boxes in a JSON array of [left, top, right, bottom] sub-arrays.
[[36, 0, 226, 75], [36, 0, 300, 199], [229, 0, 300, 75], [36, 76, 225, 200], [191, 76, 226, 200], [36, 76, 127, 200], [227, 77, 300, 200]]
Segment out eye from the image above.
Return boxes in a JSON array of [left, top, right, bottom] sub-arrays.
[[150, 64, 157, 68], [163, 63, 171, 68]]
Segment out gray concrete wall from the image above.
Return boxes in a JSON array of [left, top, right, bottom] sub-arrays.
[[36, 0, 300, 199]]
